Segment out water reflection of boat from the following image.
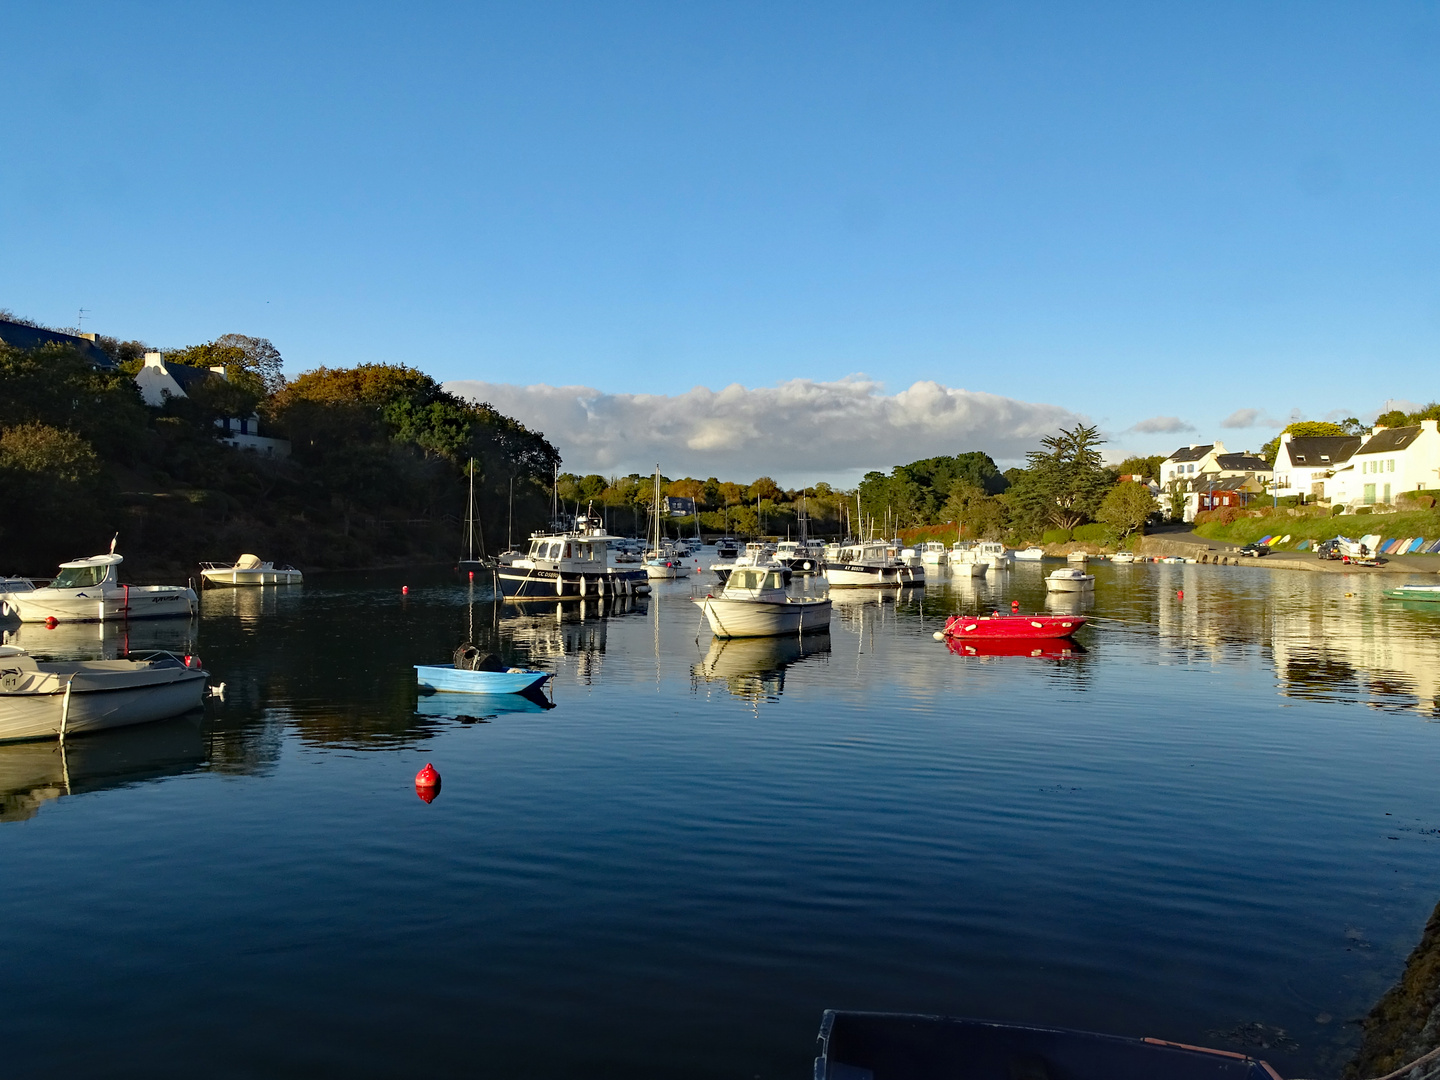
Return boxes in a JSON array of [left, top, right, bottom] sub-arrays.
[[414, 687, 554, 720], [693, 634, 831, 702], [946, 636, 1086, 659], [2, 617, 197, 661], [1044, 591, 1094, 615], [0, 714, 206, 824]]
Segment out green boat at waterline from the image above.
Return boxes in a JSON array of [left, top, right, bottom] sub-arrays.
[[1383, 583, 1440, 602]]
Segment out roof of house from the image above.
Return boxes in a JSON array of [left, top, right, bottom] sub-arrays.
[[1357, 425, 1423, 455], [1215, 452, 1272, 473], [1165, 444, 1214, 463], [1206, 475, 1255, 492], [162, 362, 221, 394], [0, 319, 117, 370], [1283, 435, 1362, 467]]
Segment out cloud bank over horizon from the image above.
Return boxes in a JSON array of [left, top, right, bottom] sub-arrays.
[[446, 376, 1084, 486]]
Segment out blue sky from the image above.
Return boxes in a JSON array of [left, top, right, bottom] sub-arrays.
[[3, 3, 1437, 480]]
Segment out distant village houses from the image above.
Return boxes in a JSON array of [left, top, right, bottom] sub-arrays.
[[1158, 442, 1273, 522]]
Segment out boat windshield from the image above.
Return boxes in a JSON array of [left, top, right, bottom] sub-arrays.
[[52, 565, 106, 589]]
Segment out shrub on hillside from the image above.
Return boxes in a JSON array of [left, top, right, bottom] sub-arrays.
[[1072, 523, 1109, 543], [1041, 528, 1072, 544], [1331, 504, 1347, 516], [1195, 507, 1244, 526], [1398, 491, 1437, 510], [1354, 506, 1372, 515]]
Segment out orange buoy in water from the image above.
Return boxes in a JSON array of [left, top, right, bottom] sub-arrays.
[[45, 616, 58, 628]]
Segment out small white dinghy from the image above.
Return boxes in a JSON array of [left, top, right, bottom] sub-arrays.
[[200, 554, 302, 587], [694, 567, 831, 638], [1045, 567, 1095, 593], [1, 548, 197, 623], [0, 645, 210, 743]]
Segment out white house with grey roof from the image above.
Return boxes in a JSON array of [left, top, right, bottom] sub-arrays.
[[1328, 421, 1440, 508], [1272, 433, 1363, 503], [134, 352, 290, 458], [1159, 441, 1274, 521]]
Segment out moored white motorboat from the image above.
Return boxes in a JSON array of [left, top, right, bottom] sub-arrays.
[[973, 541, 1013, 570], [694, 567, 831, 638], [497, 509, 651, 599], [947, 543, 990, 578], [1110, 551, 1136, 564], [824, 540, 906, 588], [1045, 567, 1095, 593], [1067, 550, 1090, 563], [1, 551, 197, 623], [200, 554, 302, 587], [774, 539, 825, 575], [1013, 547, 1045, 562], [917, 541, 949, 566], [0, 645, 210, 743]]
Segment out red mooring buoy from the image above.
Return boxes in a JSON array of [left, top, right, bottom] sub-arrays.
[[402, 585, 409, 595], [45, 616, 58, 628], [1011, 600, 1020, 611], [1178, 589, 1184, 601], [415, 762, 440, 803], [468, 571, 474, 581]]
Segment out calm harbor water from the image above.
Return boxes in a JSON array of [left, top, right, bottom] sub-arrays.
[[3, 557, 1440, 1078]]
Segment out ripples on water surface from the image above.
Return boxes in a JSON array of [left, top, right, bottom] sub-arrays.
[[3, 559, 1440, 1077]]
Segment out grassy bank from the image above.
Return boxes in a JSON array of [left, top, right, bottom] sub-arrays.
[[1194, 509, 1440, 550]]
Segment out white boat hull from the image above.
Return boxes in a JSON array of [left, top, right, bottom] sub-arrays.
[[824, 563, 902, 588], [1014, 549, 1044, 562], [200, 567, 302, 587], [694, 596, 832, 638], [0, 662, 207, 742], [4, 586, 198, 623], [1045, 576, 1095, 593]]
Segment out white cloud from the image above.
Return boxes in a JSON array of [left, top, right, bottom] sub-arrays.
[[1220, 407, 1288, 429], [1127, 415, 1194, 434], [446, 376, 1084, 486]]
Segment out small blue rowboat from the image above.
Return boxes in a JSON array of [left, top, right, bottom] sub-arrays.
[[414, 664, 550, 694]]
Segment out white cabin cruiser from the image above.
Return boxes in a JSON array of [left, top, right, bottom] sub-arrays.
[[1, 552, 197, 623], [774, 540, 824, 575], [200, 554, 303, 587], [713, 543, 792, 585], [1013, 548, 1045, 562], [1110, 551, 1136, 564], [946, 543, 990, 578], [693, 567, 831, 639], [917, 541, 950, 566], [824, 540, 918, 588], [497, 511, 651, 599], [0, 645, 210, 743], [1045, 567, 1095, 593]]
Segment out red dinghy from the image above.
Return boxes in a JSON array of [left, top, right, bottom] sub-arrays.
[[946, 636, 1085, 658], [942, 612, 1086, 640]]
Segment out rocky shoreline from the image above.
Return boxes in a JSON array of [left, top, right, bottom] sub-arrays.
[[1345, 898, 1440, 1079]]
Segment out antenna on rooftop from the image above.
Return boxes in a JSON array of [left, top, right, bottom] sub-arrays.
[[77, 307, 90, 331]]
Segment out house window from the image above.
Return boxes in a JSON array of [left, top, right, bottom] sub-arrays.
[[1388, 459, 1395, 472]]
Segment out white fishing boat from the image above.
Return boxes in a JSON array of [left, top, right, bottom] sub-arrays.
[[947, 543, 990, 578], [1067, 550, 1090, 564], [199, 554, 302, 587], [774, 539, 825, 574], [917, 541, 950, 566], [974, 541, 1013, 570], [496, 507, 651, 599], [1, 547, 197, 624], [1013, 548, 1045, 562], [824, 540, 906, 588], [0, 645, 211, 743], [1110, 552, 1136, 564], [694, 567, 831, 639], [1045, 567, 1095, 593]]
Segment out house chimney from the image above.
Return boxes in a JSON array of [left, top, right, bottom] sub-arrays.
[[144, 351, 164, 367], [209, 365, 228, 380], [79, 332, 97, 341]]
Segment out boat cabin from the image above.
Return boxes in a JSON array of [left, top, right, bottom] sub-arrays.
[[524, 533, 611, 570], [722, 568, 788, 597], [49, 554, 122, 591], [833, 540, 894, 565]]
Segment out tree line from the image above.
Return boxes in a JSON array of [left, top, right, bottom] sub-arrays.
[[0, 317, 558, 575]]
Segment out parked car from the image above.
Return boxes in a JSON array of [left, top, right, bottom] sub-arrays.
[[1239, 542, 1268, 557], [1317, 539, 1346, 560]]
